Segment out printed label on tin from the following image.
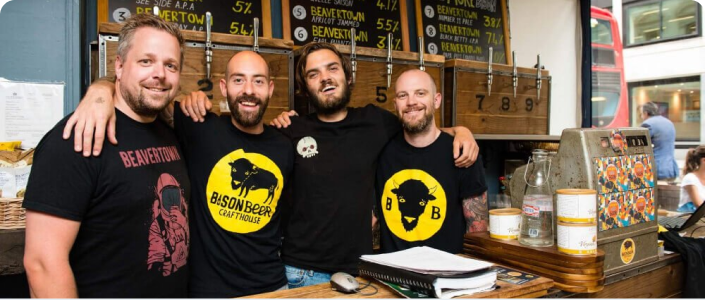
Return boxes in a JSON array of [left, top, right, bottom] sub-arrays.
[[557, 193, 597, 223], [557, 224, 597, 255]]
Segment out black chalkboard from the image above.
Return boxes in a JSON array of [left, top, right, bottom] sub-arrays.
[[416, 0, 509, 63], [283, 0, 408, 50], [101, 0, 269, 37]]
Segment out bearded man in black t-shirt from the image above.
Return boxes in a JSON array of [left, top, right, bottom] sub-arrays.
[[23, 14, 190, 298], [59, 51, 295, 297], [268, 43, 481, 288], [375, 69, 488, 254]]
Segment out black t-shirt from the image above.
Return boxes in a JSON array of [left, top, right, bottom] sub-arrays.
[[174, 109, 294, 297], [23, 109, 190, 298], [375, 132, 487, 254], [278, 104, 400, 274]]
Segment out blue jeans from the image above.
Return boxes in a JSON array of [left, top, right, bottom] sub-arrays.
[[285, 265, 332, 289]]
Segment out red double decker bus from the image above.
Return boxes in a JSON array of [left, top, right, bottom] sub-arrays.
[[591, 6, 628, 128]]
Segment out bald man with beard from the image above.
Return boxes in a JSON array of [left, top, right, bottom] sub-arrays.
[[374, 69, 488, 254]]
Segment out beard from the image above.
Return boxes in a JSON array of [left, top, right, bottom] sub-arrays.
[[228, 94, 268, 127], [401, 216, 419, 231], [120, 83, 172, 118], [400, 107, 434, 134], [308, 80, 351, 115]]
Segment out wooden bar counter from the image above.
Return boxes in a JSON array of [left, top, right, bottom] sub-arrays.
[[242, 269, 554, 298], [548, 253, 684, 298]]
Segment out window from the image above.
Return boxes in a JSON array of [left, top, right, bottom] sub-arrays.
[[625, 0, 700, 46], [592, 18, 614, 45], [629, 76, 701, 142]]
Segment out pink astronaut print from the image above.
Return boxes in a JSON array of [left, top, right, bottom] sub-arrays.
[[147, 173, 189, 276]]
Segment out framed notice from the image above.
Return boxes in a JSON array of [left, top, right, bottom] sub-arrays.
[[416, 0, 510, 63], [282, 0, 410, 51], [98, 0, 272, 37]]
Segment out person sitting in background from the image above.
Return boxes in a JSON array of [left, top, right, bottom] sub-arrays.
[[639, 102, 679, 181], [678, 146, 705, 212]]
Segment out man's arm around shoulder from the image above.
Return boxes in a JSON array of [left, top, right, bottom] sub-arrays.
[[24, 211, 81, 297]]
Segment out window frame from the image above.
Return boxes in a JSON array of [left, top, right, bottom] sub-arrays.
[[627, 75, 701, 143], [623, 0, 702, 48]]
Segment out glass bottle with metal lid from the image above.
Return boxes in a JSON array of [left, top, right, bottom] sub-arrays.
[[519, 149, 554, 247]]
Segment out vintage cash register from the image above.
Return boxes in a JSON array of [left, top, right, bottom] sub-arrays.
[[510, 128, 658, 275]]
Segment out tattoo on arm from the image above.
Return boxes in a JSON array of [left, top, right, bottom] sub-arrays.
[[462, 192, 488, 233], [95, 97, 105, 104]]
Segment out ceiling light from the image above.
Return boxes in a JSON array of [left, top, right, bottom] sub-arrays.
[[668, 16, 695, 23]]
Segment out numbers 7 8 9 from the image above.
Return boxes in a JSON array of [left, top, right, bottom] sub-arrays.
[[475, 94, 535, 112]]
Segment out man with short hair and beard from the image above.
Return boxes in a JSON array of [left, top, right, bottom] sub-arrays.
[[269, 43, 480, 288], [171, 50, 294, 297], [375, 69, 488, 254], [22, 14, 191, 297], [59, 50, 294, 297]]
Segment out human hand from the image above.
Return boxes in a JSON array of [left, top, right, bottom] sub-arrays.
[[269, 110, 298, 128], [452, 127, 479, 167], [62, 80, 116, 157], [179, 91, 212, 122]]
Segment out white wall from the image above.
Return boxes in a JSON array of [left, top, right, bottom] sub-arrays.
[[0, 0, 81, 114], [509, 0, 581, 135], [624, 38, 705, 81]]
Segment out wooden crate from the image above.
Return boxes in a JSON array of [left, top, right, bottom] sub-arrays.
[[293, 45, 446, 128], [96, 23, 294, 124], [444, 59, 551, 134]]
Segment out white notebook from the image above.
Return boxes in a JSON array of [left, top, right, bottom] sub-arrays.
[[360, 246, 493, 276]]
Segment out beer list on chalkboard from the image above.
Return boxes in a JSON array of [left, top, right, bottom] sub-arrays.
[[108, 0, 264, 36], [287, 0, 403, 50], [419, 0, 507, 63]]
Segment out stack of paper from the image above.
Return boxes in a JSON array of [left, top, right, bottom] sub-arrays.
[[359, 246, 496, 298]]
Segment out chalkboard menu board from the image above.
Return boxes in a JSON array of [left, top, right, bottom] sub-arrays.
[[282, 0, 409, 51], [416, 0, 509, 63], [99, 0, 272, 37]]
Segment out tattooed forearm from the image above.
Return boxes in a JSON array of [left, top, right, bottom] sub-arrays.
[[462, 191, 488, 233], [95, 97, 105, 104]]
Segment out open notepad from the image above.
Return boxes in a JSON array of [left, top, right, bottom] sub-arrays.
[[359, 246, 496, 298]]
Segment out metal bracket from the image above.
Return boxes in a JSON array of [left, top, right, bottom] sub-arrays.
[[386, 33, 393, 88], [512, 51, 518, 98], [536, 54, 542, 99], [205, 12, 213, 80], [350, 27, 357, 84], [253, 18, 260, 52], [487, 47, 493, 96], [418, 36, 425, 71]]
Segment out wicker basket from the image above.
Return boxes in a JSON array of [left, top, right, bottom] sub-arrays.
[[0, 198, 26, 229]]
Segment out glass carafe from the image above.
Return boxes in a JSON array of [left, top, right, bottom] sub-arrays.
[[519, 149, 554, 247]]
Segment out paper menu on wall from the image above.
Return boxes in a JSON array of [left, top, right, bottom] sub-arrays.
[[360, 246, 493, 275], [0, 78, 64, 148]]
